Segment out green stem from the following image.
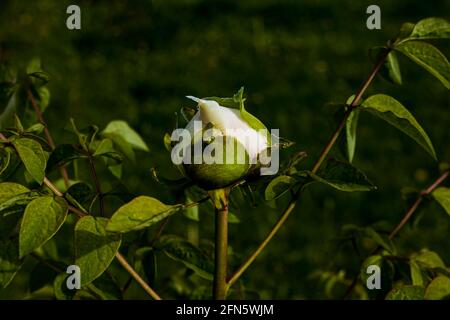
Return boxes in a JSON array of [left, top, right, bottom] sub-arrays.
[[227, 48, 391, 288], [214, 203, 228, 300]]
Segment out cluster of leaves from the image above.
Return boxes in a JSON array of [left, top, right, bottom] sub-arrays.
[[263, 17, 450, 299]]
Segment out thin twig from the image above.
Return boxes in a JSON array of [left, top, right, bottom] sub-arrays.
[[26, 88, 70, 187], [115, 252, 162, 300], [227, 49, 391, 288], [88, 155, 105, 215]]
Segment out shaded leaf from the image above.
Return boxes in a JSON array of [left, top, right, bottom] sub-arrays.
[[364, 227, 396, 254], [134, 247, 157, 286], [47, 144, 85, 171], [0, 237, 23, 288], [310, 159, 376, 192], [264, 175, 297, 200], [362, 94, 436, 159], [88, 273, 123, 300], [29, 259, 64, 292], [158, 235, 214, 280], [65, 182, 95, 211]]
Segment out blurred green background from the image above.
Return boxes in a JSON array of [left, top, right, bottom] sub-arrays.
[[0, 0, 449, 299]]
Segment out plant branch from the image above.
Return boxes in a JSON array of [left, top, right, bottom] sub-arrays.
[[114, 251, 162, 300], [87, 155, 105, 216], [343, 169, 450, 299], [227, 49, 391, 288], [26, 88, 70, 188], [389, 169, 449, 239]]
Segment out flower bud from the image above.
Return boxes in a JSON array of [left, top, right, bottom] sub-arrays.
[[174, 95, 270, 190]]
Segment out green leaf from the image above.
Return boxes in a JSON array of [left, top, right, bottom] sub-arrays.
[[362, 94, 436, 159], [411, 249, 446, 269], [75, 216, 121, 286], [134, 247, 157, 286], [0, 237, 23, 288], [396, 41, 450, 89], [0, 148, 11, 176], [345, 109, 360, 162], [106, 196, 183, 233], [53, 273, 76, 300], [66, 182, 95, 211], [410, 261, 424, 286], [14, 114, 24, 132], [0, 191, 39, 217], [47, 144, 85, 171], [310, 159, 376, 192], [424, 276, 450, 300], [397, 22, 415, 40], [432, 187, 450, 215], [26, 58, 42, 75], [92, 138, 123, 163], [158, 235, 214, 280], [386, 285, 425, 300], [264, 175, 297, 201], [67, 119, 99, 151], [108, 164, 122, 179], [12, 138, 47, 183], [0, 182, 30, 205], [25, 123, 45, 134], [29, 72, 50, 85], [364, 227, 396, 254], [409, 17, 450, 40], [88, 273, 123, 300], [19, 196, 68, 257], [102, 120, 149, 152], [384, 51, 402, 85], [36, 87, 50, 112]]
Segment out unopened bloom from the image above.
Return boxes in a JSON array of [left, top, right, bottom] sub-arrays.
[[171, 95, 271, 189]]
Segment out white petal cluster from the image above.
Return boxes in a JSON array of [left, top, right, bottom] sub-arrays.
[[185, 96, 268, 162]]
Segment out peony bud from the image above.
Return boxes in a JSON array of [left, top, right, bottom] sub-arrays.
[[172, 93, 271, 190]]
